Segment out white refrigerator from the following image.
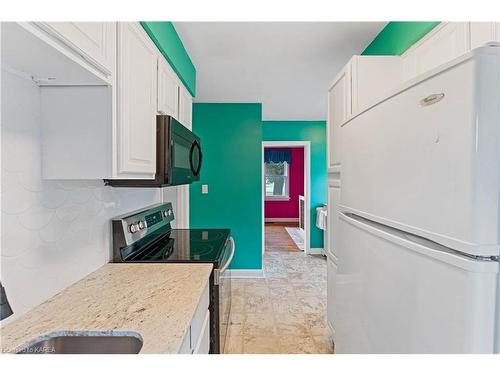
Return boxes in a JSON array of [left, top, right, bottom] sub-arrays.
[[334, 45, 500, 353]]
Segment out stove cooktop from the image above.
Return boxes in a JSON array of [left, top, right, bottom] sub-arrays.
[[122, 228, 231, 264]]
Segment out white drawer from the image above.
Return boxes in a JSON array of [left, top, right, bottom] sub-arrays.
[[190, 282, 210, 350], [178, 328, 191, 354], [193, 310, 210, 354]]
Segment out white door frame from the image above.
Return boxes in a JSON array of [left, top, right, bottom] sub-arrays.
[[262, 141, 311, 255]]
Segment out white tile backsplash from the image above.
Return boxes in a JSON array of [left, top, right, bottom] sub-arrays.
[[1, 70, 172, 323]]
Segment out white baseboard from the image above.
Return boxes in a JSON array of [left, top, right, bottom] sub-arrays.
[[308, 247, 325, 255], [228, 269, 265, 278], [265, 218, 299, 223]]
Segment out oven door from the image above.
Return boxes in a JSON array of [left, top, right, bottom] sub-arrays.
[[216, 236, 235, 354], [170, 119, 202, 185]]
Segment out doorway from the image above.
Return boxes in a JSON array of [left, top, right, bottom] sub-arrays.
[[262, 141, 311, 255]]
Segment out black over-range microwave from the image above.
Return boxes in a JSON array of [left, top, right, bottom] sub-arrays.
[[105, 115, 202, 187]]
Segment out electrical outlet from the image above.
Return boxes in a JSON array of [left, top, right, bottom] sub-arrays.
[[202, 184, 208, 194]]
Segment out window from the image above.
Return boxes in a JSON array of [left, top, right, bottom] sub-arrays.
[[265, 161, 289, 200]]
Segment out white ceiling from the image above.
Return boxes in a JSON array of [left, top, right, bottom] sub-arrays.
[[174, 22, 387, 120]]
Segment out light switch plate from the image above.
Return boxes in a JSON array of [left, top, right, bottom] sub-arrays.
[[202, 184, 208, 194]]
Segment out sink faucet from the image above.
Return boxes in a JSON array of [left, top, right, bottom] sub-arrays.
[[0, 281, 13, 320]]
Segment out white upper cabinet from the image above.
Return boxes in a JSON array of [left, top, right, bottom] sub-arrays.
[[402, 23, 470, 81], [470, 22, 500, 49], [157, 56, 180, 118], [179, 85, 193, 129], [327, 56, 401, 172], [40, 22, 116, 76], [116, 22, 158, 177], [350, 56, 402, 114]]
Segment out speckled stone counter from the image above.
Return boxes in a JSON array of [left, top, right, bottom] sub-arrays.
[[0, 263, 212, 354]]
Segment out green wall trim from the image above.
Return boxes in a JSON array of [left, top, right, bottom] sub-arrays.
[[141, 21, 196, 96], [190, 103, 263, 270], [262, 121, 327, 249], [362, 22, 441, 56]]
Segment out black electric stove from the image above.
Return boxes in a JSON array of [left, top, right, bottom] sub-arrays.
[[111, 203, 234, 354], [121, 228, 230, 263]]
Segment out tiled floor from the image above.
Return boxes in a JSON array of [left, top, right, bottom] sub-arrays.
[[224, 250, 334, 354]]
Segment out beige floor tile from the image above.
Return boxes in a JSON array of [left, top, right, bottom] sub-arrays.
[[293, 282, 322, 296], [304, 312, 328, 335], [231, 295, 246, 313], [242, 313, 276, 336], [245, 285, 270, 298], [272, 299, 304, 315], [268, 282, 295, 298], [225, 335, 244, 354], [245, 294, 273, 313], [227, 250, 329, 354], [312, 333, 335, 354], [278, 335, 318, 354], [287, 271, 313, 283], [243, 335, 281, 354], [298, 296, 326, 314], [276, 321, 311, 336]]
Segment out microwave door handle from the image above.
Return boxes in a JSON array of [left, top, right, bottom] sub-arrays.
[[189, 140, 202, 176]]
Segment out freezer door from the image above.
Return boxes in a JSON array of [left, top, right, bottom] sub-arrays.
[[335, 212, 499, 354], [341, 47, 500, 257]]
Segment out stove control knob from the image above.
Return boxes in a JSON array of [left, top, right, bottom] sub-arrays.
[[162, 210, 169, 218], [167, 209, 173, 216], [138, 220, 147, 230], [129, 223, 139, 234]]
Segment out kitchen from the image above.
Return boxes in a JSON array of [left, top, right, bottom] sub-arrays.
[[1, 1, 500, 373]]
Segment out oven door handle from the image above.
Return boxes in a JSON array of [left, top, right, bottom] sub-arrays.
[[215, 237, 235, 285]]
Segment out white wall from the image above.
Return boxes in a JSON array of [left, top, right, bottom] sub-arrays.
[[0, 70, 177, 322]]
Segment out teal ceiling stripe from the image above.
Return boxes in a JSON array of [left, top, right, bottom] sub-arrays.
[[362, 22, 441, 56], [141, 21, 196, 96]]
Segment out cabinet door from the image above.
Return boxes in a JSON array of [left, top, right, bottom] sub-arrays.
[[351, 56, 402, 113], [470, 22, 500, 49], [157, 57, 180, 118], [178, 85, 193, 129], [178, 328, 191, 354], [327, 181, 341, 259], [327, 68, 348, 171], [42, 22, 116, 75], [117, 22, 157, 176], [327, 255, 338, 336], [402, 23, 470, 81], [192, 310, 210, 354]]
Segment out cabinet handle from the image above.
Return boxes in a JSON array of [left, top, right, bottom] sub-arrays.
[[420, 93, 445, 107]]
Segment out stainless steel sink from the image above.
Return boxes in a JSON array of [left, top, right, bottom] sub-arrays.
[[16, 331, 143, 354]]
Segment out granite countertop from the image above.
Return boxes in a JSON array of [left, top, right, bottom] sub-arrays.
[[0, 263, 213, 354]]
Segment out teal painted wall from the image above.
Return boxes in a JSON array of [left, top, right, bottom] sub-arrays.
[[263, 121, 327, 249], [362, 22, 440, 55], [190, 104, 263, 269], [141, 22, 196, 96]]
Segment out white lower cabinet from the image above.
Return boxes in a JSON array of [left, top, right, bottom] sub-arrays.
[[178, 283, 210, 354], [327, 254, 338, 337]]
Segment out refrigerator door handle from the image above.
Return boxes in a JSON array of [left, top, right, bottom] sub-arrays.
[[339, 212, 499, 272]]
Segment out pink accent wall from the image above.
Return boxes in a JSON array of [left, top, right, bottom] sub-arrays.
[[265, 147, 304, 219]]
